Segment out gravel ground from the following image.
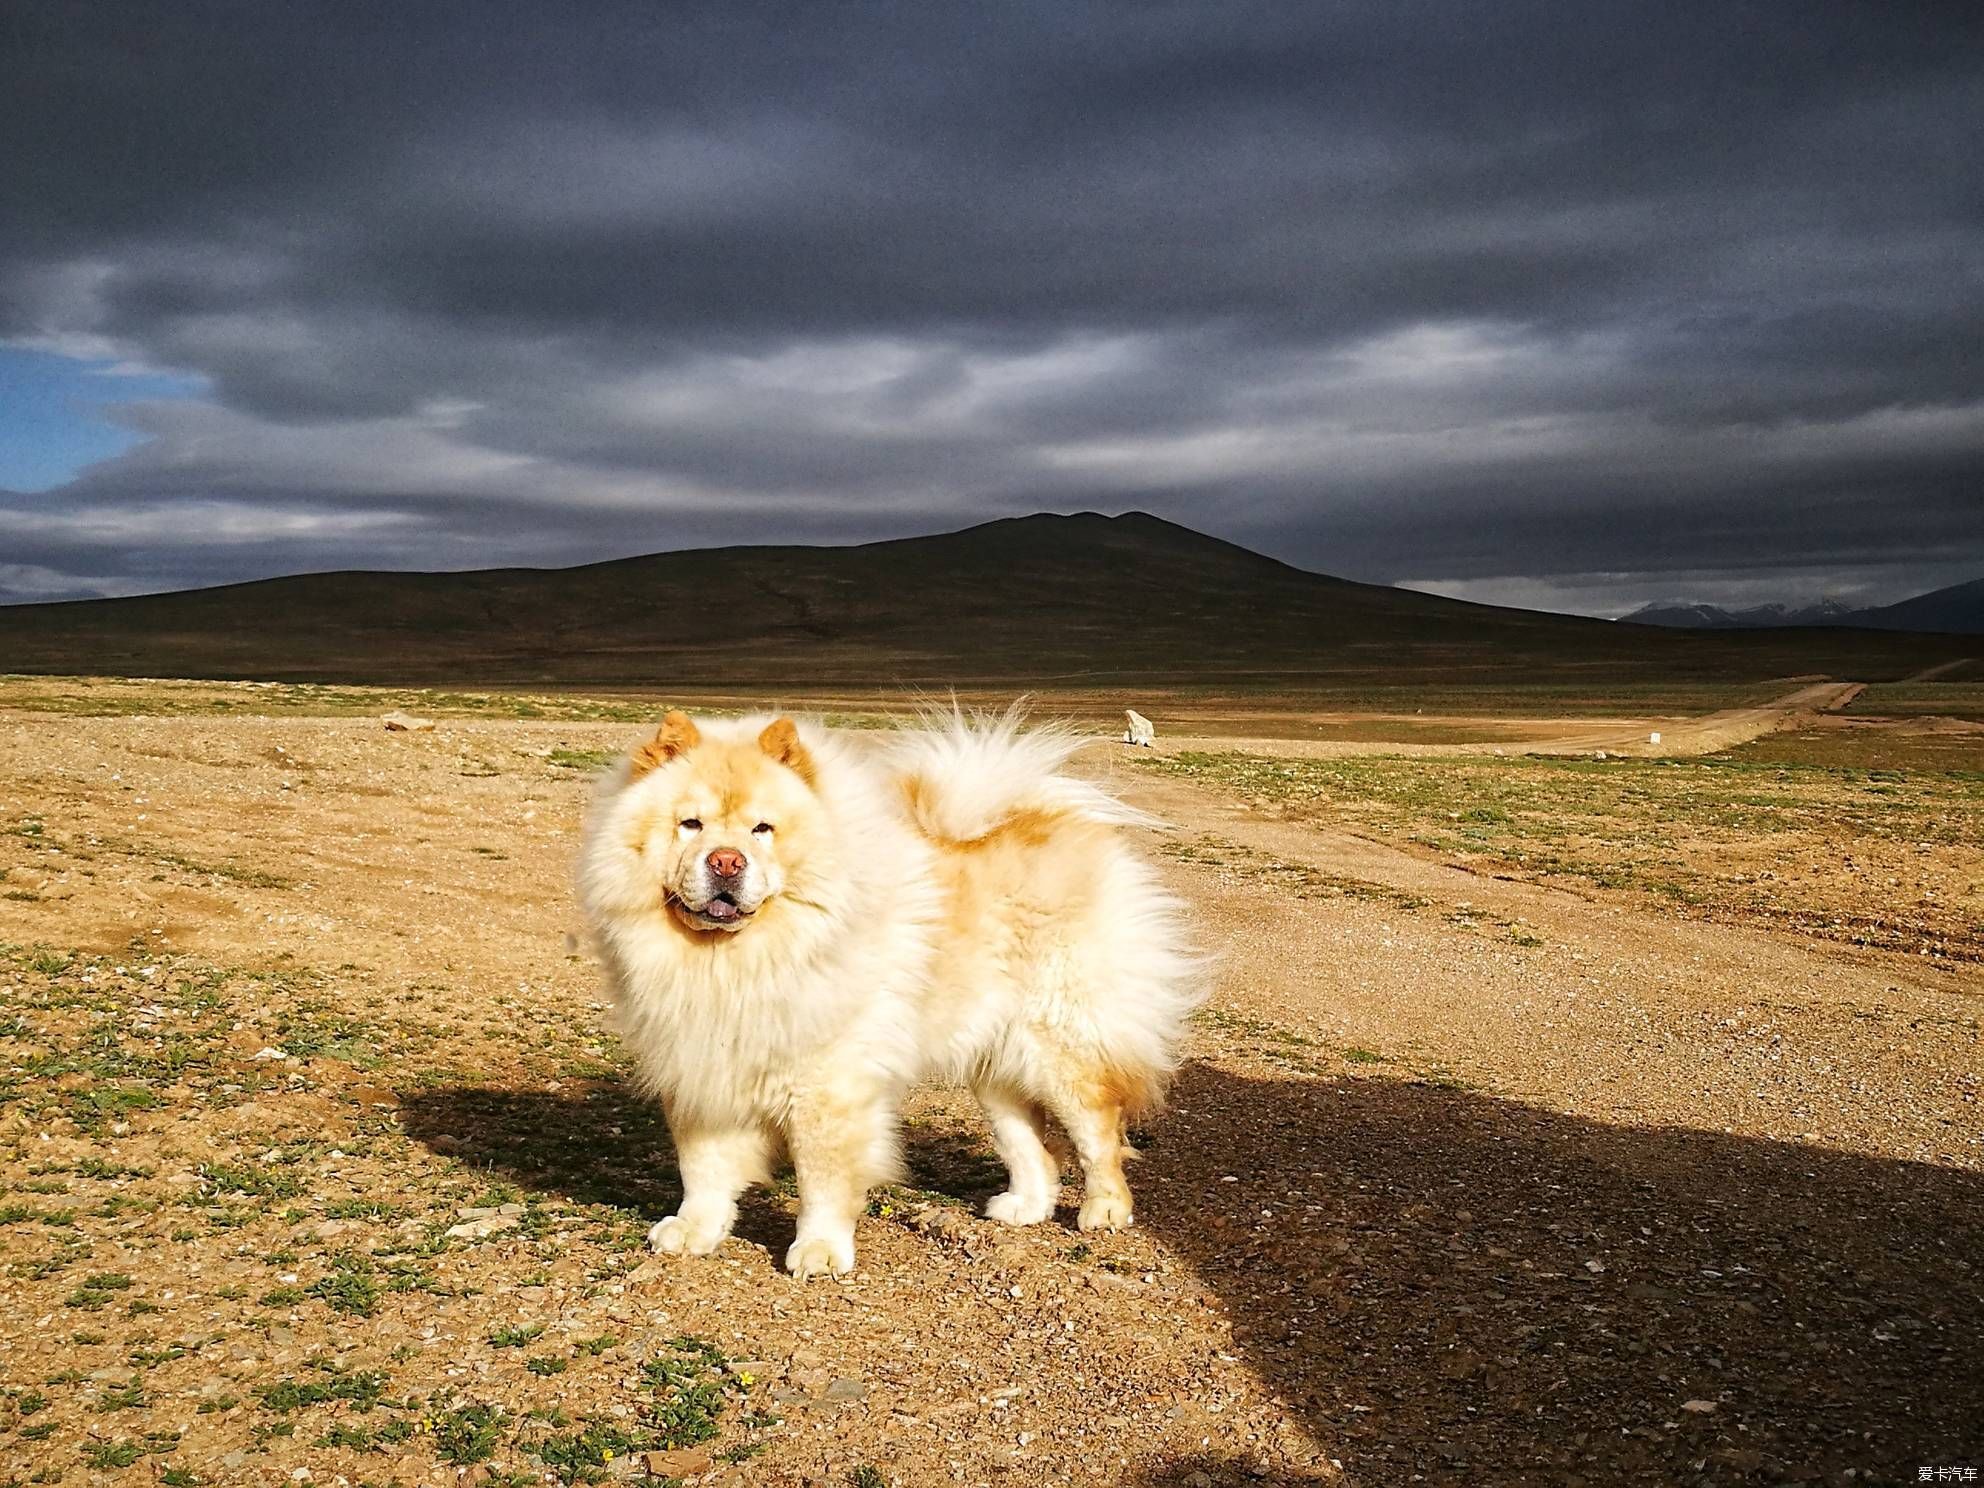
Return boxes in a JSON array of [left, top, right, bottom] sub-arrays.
[[0, 691, 1977, 1487]]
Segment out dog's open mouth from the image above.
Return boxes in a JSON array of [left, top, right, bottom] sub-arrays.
[[679, 891, 753, 929]]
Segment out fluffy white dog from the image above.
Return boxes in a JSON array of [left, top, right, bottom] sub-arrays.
[[577, 708, 1201, 1278]]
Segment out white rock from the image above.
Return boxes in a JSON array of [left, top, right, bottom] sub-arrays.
[[445, 1214, 522, 1240]]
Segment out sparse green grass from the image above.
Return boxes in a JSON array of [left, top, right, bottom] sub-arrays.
[[431, 1402, 505, 1465], [639, 1336, 729, 1447], [64, 1272, 135, 1310], [308, 1256, 383, 1316], [1194, 1008, 1330, 1074], [323, 1197, 404, 1221], [1160, 833, 1427, 910], [0, 677, 670, 722], [106, 839, 293, 889], [547, 747, 617, 771], [306, 1253, 438, 1316], [81, 1440, 145, 1468], [528, 1418, 654, 1483], [1146, 749, 1984, 960], [96, 1380, 149, 1411], [199, 1162, 304, 1200], [257, 1368, 391, 1414], [1849, 679, 1984, 721], [1729, 725, 1984, 772]]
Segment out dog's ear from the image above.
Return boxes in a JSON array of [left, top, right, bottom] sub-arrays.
[[631, 710, 700, 776], [757, 717, 816, 783]]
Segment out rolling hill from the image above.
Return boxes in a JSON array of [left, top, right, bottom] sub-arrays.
[[1849, 577, 1984, 636], [0, 512, 1968, 693]]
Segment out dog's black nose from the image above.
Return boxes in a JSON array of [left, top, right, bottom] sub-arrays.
[[706, 847, 745, 880]]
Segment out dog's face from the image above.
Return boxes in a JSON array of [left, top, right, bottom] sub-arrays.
[[621, 712, 820, 935]]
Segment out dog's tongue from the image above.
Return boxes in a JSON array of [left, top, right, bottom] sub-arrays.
[[702, 897, 741, 923]]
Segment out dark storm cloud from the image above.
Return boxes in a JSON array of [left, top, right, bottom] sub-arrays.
[[2, 0, 1981, 608]]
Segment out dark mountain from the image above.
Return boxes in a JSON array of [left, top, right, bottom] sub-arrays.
[[1621, 598, 1858, 630], [1624, 579, 1982, 636], [0, 511, 1965, 690]]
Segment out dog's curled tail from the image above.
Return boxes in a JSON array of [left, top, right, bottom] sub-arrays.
[[890, 704, 1154, 847]]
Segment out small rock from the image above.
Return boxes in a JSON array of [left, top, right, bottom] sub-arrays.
[[909, 1206, 971, 1241], [642, 1448, 713, 1477], [446, 1214, 521, 1240]]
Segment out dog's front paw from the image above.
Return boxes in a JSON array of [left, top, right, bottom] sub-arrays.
[[1077, 1192, 1135, 1232], [648, 1212, 727, 1256], [985, 1190, 1055, 1226], [785, 1231, 855, 1280]]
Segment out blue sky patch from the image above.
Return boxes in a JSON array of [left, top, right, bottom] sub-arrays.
[[0, 346, 205, 492]]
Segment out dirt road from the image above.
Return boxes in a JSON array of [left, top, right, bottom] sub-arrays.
[[1159, 679, 1867, 761], [1903, 658, 1974, 684], [0, 699, 1977, 1486]]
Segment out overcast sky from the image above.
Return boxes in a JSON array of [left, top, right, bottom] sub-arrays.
[[3, 2, 1980, 615]]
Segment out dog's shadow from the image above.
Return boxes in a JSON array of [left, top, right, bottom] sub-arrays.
[[1127, 1063, 1984, 1486], [398, 1068, 1984, 1484], [395, 1081, 1006, 1255]]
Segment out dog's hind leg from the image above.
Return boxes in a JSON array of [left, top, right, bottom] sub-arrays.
[[975, 1084, 1060, 1225], [1046, 1077, 1138, 1232], [784, 1086, 899, 1280], [649, 1123, 770, 1257]]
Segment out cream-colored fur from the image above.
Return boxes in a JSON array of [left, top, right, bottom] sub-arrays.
[[576, 707, 1201, 1278]]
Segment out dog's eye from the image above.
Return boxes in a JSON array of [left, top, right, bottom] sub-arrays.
[[678, 818, 703, 832], [752, 822, 774, 835]]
